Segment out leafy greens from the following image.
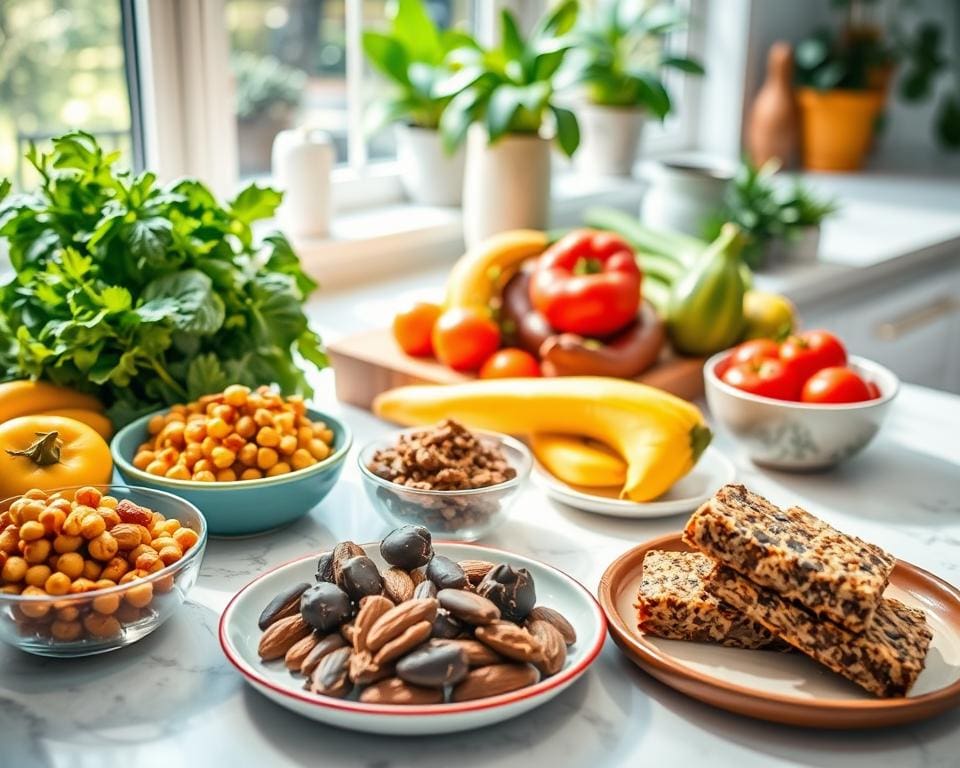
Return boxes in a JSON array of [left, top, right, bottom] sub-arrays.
[[0, 131, 326, 425]]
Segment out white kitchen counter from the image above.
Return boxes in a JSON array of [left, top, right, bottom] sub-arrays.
[[3, 378, 959, 768]]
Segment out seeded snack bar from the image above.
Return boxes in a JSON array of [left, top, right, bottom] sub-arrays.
[[708, 564, 931, 697], [682, 484, 896, 632], [636, 550, 782, 650]]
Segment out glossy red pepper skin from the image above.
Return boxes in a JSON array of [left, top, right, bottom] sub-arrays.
[[529, 230, 642, 337]]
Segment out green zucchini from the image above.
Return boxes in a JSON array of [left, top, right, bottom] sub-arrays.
[[584, 206, 706, 264]]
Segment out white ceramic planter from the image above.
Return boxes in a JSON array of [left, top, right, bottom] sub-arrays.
[[574, 103, 646, 177], [271, 127, 335, 238], [394, 124, 465, 206], [640, 161, 733, 238], [765, 225, 821, 264], [462, 125, 551, 248]]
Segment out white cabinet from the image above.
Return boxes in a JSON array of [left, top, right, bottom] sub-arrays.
[[799, 259, 960, 393]]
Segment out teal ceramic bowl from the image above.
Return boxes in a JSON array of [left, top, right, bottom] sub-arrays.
[[111, 408, 351, 537]]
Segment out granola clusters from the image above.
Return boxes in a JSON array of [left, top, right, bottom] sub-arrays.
[[368, 420, 516, 491]]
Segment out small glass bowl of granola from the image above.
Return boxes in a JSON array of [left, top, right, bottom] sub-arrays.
[[357, 420, 532, 541]]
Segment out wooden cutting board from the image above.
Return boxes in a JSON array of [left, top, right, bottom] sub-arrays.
[[328, 328, 706, 410]]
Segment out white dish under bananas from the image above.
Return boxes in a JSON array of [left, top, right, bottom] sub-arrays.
[[535, 446, 735, 518]]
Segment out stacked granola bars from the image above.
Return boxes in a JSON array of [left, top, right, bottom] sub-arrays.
[[636, 484, 933, 698]]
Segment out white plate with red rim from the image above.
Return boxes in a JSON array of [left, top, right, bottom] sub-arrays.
[[535, 446, 736, 519], [219, 541, 607, 735]]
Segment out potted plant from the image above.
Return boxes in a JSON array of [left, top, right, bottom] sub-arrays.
[[563, 0, 703, 177], [362, 0, 475, 206], [703, 159, 838, 269], [233, 53, 306, 177], [437, 2, 581, 246], [795, 0, 959, 171]]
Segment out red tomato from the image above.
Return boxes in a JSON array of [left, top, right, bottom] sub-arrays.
[[431, 307, 501, 372], [866, 380, 882, 400], [479, 348, 542, 379], [801, 367, 872, 404], [392, 302, 442, 357], [729, 339, 781, 367], [722, 358, 801, 401], [779, 330, 847, 384]]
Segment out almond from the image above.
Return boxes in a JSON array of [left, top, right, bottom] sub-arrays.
[[458, 559, 495, 585], [366, 598, 438, 652], [332, 540, 365, 588], [258, 581, 310, 630], [309, 646, 352, 698], [474, 621, 543, 663], [372, 620, 432, 665], [429, 638, 503, 667], [353, 594, 394, 652], [382, 567, 414, 604], [258, 614, 311, 660], [359, 677, 443, 705], [348, 650, 394, 684], [284, 632, 319, 670], [527, 606, 577, 645], [451, 663, 539, 702], [300, 633, 347, 676], [527, 619, 566, 677]]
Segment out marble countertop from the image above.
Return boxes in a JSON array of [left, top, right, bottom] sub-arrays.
[[4, 377, 960, 768]]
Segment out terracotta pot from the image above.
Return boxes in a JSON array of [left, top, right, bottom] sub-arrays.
[[462, 126, 551, 248], [574, 103, 646, 177], [394, 124, 465, 206], [797, 88, 884, 172]]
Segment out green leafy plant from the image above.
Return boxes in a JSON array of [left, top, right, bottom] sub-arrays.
[[436, 2, 581, 156], [232, 52, 306, 121], [362, 0, 477, 136], [0, 131, 326, 425], [704, 160, 838, 268], [563, 0, 703, 117]]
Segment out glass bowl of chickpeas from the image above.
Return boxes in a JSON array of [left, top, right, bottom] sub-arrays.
[[110, 385, 352, 537], [0, 484, 206, 657]]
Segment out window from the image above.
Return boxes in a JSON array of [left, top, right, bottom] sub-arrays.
[[226, 0, 477, 179], [0, 0, 141, 189]]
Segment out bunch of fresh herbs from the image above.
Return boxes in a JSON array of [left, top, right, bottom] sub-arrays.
[[0, 131, 326, 425]]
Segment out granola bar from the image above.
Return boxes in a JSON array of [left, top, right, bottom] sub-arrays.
[[708, 564, 931, 697], [636, 550, 782, 650], [683, 484, 896, 632]]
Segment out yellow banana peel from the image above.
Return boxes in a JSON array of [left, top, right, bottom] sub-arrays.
[[445, 229, 548, 309], [530, 434, 626, 488]]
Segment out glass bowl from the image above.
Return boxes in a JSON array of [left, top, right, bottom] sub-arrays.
[[0, 485, 207, 657], [357, 429, 532, 541]]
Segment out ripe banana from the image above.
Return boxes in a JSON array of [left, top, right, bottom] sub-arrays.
[[445, 229, 548, 309], [531, 434, 626, 488], [373, 377, 712, 502], [0, 380, 103, 422]]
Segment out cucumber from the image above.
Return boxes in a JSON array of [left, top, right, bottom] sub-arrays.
[[584, 206, 706, 264], [637, 251, 684, 284], [642, 275, 671, 317]]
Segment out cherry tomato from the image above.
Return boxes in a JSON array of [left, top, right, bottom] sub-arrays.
[[866, 380, 882, 400], [479, 348, 542, 379], [392, 302, 442, 357], [779, 330, 847, 384], [722, 358, 801, 401], [801, 367, 872, 404], [728, 339, 781, 367], [431, 307, 501, 372]]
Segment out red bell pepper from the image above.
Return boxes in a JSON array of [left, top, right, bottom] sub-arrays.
[[529, 229, 641, 337]]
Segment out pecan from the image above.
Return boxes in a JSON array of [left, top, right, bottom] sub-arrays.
[[258, 582, 310, 630], [458, 559, 495, 585], [332, 540, 365, 587], [382, 567, 415, 604], [359, 677, 444, 705], [526, 606, 577, 645], [528, 619, 566, 677], [284, 632, 319, 671], [451, 663, 539, 702], [366, 598, 438, 652], [372, 620, 432, 665], [474, 621, 543, 663], [258, 614, 311, 660], [300, 633, 347, 676], [353, 594, 394, 652], [309, 646, 352, 698]]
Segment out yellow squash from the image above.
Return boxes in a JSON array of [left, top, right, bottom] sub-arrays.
[[43, 409, 114, 440], [373, 377, 711, 502], [0, 415, 112, 498], [445, 229, 548, 309], [530, 434, 626, 488], [0, 380, 103, 422]]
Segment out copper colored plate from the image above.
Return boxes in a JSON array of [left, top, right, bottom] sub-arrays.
[[598, 533, 960, 729]]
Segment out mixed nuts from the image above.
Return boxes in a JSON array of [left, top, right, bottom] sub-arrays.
[[256, 524, 577, 705]]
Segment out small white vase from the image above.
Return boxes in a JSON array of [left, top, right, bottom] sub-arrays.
[[574, 103, 646, 177], [271, 127, 335, 238], [640, 161, 733, 238], [462, 125, 551, 248], [394, 124, 465, 206]]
